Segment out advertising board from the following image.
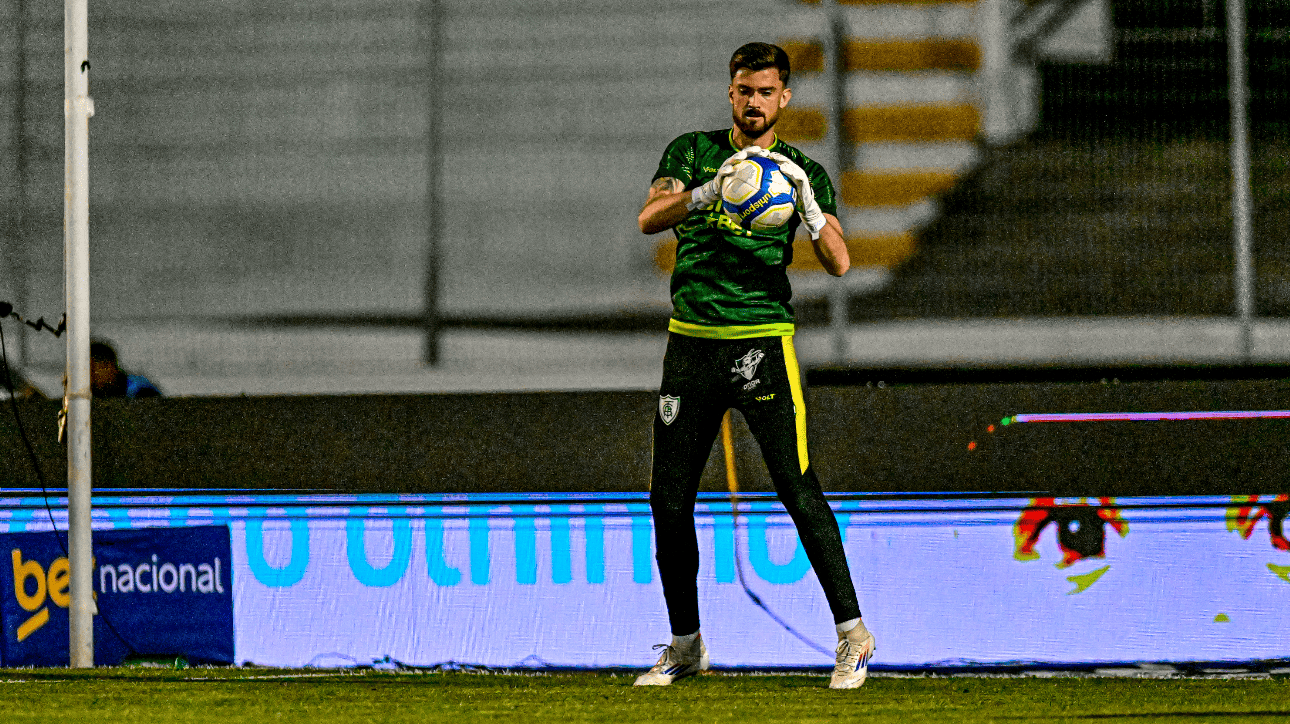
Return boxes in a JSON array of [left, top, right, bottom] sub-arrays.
[[0, 525, 234, 666], [2, 493, 1286, 668]]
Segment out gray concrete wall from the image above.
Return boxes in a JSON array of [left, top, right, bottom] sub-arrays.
[[0, 0, 785, 346], [2, 0, 827, 384]]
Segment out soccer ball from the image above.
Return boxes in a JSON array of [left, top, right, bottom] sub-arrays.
[[721, 156, 798, 232]]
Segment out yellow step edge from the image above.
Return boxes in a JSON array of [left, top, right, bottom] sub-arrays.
[[843, 39, 980, 72], [778, 39, 980, 73], [840, 169, 962, 206], [791, 234, 917, 271], [843, 104, 979, 142], [836, 0, 964, 5], [653, 233, 917, 275], [778, 105, 981, 144], [780, 40, 826, 74], [792, 0, 959, 4], [776, 107, 829, 142]]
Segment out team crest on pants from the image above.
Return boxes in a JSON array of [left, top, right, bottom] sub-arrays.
[[731, 348, 765, 381], [659, 395, 680, 425]]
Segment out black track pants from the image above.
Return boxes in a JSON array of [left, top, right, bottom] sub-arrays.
[[650, 332, 861, 635]]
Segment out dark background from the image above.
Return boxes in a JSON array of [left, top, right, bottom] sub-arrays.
[[6, 370, 1289, 497]]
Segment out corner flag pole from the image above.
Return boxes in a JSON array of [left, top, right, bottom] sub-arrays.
[[65, 0, 95, 668], [1228, 0, 1254, 360]]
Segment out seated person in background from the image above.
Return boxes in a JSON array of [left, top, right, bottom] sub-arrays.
[[90, 340, 160, 398]]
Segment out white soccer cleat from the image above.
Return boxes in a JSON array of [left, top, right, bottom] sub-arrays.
[[633, 635, 710, 686], [829, 624, 875, 689]]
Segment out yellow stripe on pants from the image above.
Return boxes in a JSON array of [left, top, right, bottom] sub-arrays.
[[781, 336, 810, 474]]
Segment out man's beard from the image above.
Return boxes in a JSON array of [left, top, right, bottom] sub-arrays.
[[734, 108, 777, 137]]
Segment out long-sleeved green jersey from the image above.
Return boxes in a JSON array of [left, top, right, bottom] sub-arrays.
[[652, 129, 837, 339]]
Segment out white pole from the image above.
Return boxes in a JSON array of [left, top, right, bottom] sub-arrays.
[[1228, 0, 1254, 360], [64, 0, 94, 668], [422, 0, 443, 365], [12, 0, 32, 368], [827, 0, 848, 363], [978, 0, 1008, 145]]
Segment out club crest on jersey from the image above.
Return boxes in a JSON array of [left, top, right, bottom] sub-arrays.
[[731, 348, 765, 381], [659, 395, 680, 425]]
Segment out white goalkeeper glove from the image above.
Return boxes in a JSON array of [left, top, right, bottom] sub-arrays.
[[686, 145, 768, 211], [766, 151, 827, 240]]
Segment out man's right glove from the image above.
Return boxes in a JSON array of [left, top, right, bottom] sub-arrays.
[[687, 145, 768, 211]]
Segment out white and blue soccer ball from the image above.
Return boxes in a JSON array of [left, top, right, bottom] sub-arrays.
[[720, 156, 798, 232]]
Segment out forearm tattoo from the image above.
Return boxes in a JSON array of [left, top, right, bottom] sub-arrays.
[[651, 177, 683, 195]]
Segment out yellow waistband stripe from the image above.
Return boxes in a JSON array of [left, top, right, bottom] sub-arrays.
[[668, 318, 796, 339], [781, 336, 810, 475]]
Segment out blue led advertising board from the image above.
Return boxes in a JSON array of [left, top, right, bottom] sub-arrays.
[[1, 492, 1287, 669]]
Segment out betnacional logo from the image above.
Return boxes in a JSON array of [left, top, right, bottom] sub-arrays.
[[98, 553, 225, 596], [1226, 494, 1290, 583], [9, 549, 71, 642], [2, 528, 236, 667], [9, 547, 226, 642], [1014, 497, 1129, 594]]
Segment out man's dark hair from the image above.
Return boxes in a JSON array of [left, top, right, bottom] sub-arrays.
[[729, 42, 790, 86], [90, 340, 118, 364]]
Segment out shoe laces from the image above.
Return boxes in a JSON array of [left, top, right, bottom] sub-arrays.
[[834, 639, 857, 672], [834, 636, 869, 674], [835, 632, 877, 671], [650, 643, 678, 670]]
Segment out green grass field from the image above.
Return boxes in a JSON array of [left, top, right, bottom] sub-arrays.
[[3, 668, 1289, 723]]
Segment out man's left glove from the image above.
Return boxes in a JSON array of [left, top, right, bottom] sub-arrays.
[[766, 151, 827, 240]]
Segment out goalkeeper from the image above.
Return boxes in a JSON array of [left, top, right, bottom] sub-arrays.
[[633, 42, 874, 689]]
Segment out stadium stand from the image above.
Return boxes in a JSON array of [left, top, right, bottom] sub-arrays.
[[3, 0, 1288, 386], [855, 0, 1290, 319]]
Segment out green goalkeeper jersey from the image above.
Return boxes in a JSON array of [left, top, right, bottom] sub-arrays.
[[652, 128, 838, 339]]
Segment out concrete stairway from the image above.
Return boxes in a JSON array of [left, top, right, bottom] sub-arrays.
[[775, 0, 988, 291], [852, 138, 1240, 318], [849, 2, 1290, 320]]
